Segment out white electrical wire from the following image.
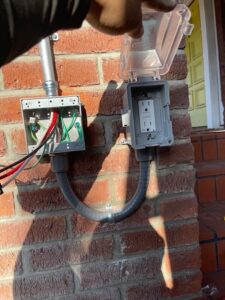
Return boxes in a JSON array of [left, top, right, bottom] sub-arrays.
[[2, 112, 56, 189]]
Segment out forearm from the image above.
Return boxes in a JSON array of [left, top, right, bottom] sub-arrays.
[[0, 0, 90, 66]]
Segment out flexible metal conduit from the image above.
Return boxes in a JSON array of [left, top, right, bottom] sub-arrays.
[[39, 36, 152, 223]]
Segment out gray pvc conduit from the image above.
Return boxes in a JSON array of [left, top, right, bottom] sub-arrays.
[[51, 154, 150, 223], [39, 36, 152, 223]]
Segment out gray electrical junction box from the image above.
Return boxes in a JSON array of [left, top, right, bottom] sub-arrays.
[[21, 96, 85, 155], [122, 80, 174, 149]]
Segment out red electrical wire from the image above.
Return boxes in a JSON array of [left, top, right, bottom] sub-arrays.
[[0, 111, 58, 180]]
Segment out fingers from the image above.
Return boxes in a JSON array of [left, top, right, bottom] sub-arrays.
[[85, 0, 178, 38], [142, 0, 178, 12], [86, 0, 143, 37]]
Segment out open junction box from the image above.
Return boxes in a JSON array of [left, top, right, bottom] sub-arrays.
[[21, 96, 85, 155]]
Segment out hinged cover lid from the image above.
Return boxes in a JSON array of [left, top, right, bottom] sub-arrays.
[[120, 4, 193, 80]]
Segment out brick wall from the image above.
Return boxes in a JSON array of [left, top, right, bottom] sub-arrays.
[[0, 24, 202, 300]]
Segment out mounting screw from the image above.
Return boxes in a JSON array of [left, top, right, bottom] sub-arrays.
[[50, 33, 59, 41]]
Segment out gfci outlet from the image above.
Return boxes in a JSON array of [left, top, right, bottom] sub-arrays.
[[122, 80, 174, 149], [138, 100, 156, 133], [21, 96, 85, 155]]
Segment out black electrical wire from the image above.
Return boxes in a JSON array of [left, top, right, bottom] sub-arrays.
[[0, 122, 57, 174]]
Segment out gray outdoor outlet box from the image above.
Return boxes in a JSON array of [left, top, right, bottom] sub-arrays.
[[122, 80, 174, 149], [21, 96, 85, 155]]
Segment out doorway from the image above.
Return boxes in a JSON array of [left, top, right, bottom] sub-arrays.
[[186, 0, 223, 129]]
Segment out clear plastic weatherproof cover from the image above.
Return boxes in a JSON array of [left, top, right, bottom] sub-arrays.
[[120, 4, 193, 80]]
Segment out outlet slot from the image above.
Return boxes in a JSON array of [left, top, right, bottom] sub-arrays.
[[138, 99, 156, 133]]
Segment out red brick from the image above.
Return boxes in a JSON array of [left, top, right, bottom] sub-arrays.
[[2, 60, 42, 89], [13, 270, 74, 299], [203, 140, 218, 161], [216, 176, 225, 201], [112, 119, 126, 144], [218, 240, 225, 270], [197, 178, 216, 203], [162, 54, 188, 80], [56, 58, 99, 87], [199, 223, 215, 241], [113, 175, 139, 202], [72, 288, 121, 300], [65, 236, 113, 265], [110, 148, 138, 173], [0, 281, 13, 300], [201, 243, 217, 273], [195, 161, 225, 177], [70, 147, 137, 177], [159, 194, 198, 222], [217, 139, 225, 160], [169, 246, 201, 272], [126, 271, 201, 299], [120, 221, 199, 254], [29, 237, 113, 272], [0, 131, 7, 156], [0, 192, 15, 218], [71, 202, 154, 237], [199, 205, 225, 238], [193, 141, 203, 162], [202, 133, 216, 141], [170, 84, 189, 109], [215, 131, 225, 139], [67, 88, 124, 116], [0, 251, 23, 277], [171, 113, 192, 139], [70, 151, 111, 177], [72, 179, 110, 206], [18, 186, 69, 214], [10, 128, 26, 154], [191, 134, 201, 143], [0, 216, 66, 247], [156, 168, 196, 195], [28, 244, 65, 272], [86, 121, 105, 147], [79, 250, 200, 291], [16, 162, 53, 185], [157, 143, 194, 166], [102, 57, 120, 83], [120, 230, 164, 254], [55, 29, 122, 54], [79, 256, 162, 289], [0, 97, 22, 123]]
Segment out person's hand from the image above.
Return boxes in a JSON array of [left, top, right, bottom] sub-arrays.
[[86, 0, 178, 38]]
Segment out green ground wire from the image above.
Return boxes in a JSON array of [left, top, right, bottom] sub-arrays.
[[60, 111, 77, 142], [66, 112, 77, 133], [31, 130, 38, 143], [60, 115, 71, 142], [75, 122, 83, 141], [29, 125, 38, 143]]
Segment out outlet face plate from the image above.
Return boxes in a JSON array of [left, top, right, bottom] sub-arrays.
[[138, 99, 156, 133], [124, 80, 174, 149], [21, 96, 85, 155]]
